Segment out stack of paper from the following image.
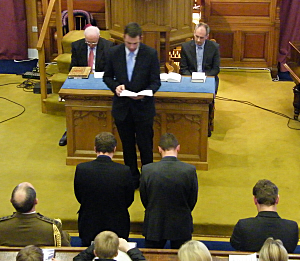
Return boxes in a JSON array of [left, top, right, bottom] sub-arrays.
[[120, 90, 153, 97], [191, 72, 206, 83], [160, 72, 182, 83]]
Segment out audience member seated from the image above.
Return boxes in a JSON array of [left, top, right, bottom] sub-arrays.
[[16, 245, 59, 261], [0, 182, 70, 247], [178, 240, 212, 261], [73, 231, 146, 261], [230, 179, 298, 253], [259, 237, 288, 261]]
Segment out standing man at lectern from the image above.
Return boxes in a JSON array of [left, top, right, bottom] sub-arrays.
[[103, 22, 161, 189], [58, 25, 114, 146], [179, 22, 220, 93]]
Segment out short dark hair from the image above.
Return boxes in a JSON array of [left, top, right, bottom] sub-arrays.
[[11, 185, 36, 213], [195, 22, 210, 35], [253, 179, 278, 206], [159, 133, 179, 151], [95, 132, 117, 153], [124, 22, 142, 38], [16, 245, 43, 261]]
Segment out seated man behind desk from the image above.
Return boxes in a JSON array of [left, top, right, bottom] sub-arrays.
[[179, 22, 220, 93], [0, 182, 70, 246], [59, 25, 114, 146], [179, 22, 220, 137], [230, 179, 299, 253]]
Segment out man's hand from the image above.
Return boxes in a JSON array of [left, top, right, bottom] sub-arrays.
[[116, 85, 125, 96], [131, 95, 145, 100], [119, 238, 131, 252]]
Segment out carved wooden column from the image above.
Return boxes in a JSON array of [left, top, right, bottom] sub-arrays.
[[106, 0, 194, 67]]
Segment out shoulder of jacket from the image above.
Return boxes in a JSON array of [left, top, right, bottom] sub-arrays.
[[36, 213, 62, 225], [0, 213, 16, 222]]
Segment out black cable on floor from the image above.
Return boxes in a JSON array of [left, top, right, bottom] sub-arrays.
[[215, 96, 300, 130], [0, 97, 26, 123]]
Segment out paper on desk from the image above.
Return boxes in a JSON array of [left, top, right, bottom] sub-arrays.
[[42, 249, 55, 261], [229, 253, 257, 261], [115, 243, 137, 261], [94, 72, 105, 78], [120, 90, 153, 97]]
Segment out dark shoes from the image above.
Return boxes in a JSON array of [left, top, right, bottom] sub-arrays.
[[59, 131, 67, 146]]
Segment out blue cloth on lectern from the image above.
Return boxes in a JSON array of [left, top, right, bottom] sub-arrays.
[[61, 74, 215, 94]]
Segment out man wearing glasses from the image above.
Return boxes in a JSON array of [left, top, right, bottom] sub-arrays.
[[59, 25, 114, 146]]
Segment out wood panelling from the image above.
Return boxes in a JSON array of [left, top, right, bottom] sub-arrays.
[[204, 0, 280, 75], [210, 2, 270, 17], [243, 33, 266, 60]]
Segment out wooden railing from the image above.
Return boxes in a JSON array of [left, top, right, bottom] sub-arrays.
[[36, 0, 75, 113]]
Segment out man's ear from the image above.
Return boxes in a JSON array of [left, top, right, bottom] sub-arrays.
[[93, 249, 97, 257], [35, 198, 38, 205], [113, 146, 117, 153], [158, 146, 163, 154], [275, 195, 279, 205], [94, 146, 97, 153], [253, 196, 258, 205], [176, 144, 180, 153]]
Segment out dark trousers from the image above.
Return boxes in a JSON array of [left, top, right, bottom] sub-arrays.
[[145, 239, 189, 249], [114, 112, 154, 188]]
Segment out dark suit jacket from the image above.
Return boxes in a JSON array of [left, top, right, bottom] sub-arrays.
[[103, 43, 161, 121], [139, 156, 198, 241], [74, 155, 134, 246], [179, 39, 220, 76], [230, 211, 299, 253], [70, 38, 114, 72]]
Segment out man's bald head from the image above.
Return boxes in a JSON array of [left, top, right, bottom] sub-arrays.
[[11, 182, 37, 213]]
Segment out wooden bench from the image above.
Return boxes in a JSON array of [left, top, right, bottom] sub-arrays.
[[2, 247, 300, 261]]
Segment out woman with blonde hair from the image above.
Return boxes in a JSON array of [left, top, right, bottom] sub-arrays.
[[259, 237, 288, 261], [178, 240, 212, 261]]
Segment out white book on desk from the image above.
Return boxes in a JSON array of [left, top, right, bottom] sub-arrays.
[[160, 72, 182, 82], [120, 89, 153, 97], [192, 72, 206, 83], [94, 71, 104, 78], [42, 249, 55, 261], [229, 253, 257, 261]]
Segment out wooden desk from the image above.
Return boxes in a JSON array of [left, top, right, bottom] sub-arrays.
[[59, 77, 214, 170]]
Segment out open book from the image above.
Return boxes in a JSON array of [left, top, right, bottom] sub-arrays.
[[42, 249, 55, 261], [160, 72, 182, 83], [120, 89, 153, 97], [192, 72, 206, 83]]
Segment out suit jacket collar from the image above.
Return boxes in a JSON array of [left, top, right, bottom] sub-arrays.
[[257, 211, 280, 218], [95, 155, 113, 162], [160, 156, 179, 162]]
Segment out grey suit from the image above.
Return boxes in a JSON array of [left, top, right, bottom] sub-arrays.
[[180, 39, 220, 92], [140, 156, 198, 246]]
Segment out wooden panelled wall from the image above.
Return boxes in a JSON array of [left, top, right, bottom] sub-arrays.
[[203, 0, 280, 75]]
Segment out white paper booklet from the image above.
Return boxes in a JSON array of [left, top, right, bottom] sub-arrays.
[[42, 249, 55, 261], [160, 72, 182, 82], [120, 89, 153, 97], [192, 72, 207, 82], [93, 71, 105, 78], [229, 253, 257, 261]]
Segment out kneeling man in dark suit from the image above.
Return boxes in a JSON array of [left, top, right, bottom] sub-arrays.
[[140, 133, 199, 249], [230, 179, 299, 253], [74, 132, 135, 246]]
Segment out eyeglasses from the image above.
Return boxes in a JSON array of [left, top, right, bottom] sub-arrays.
[[85, 41, 98, 45]]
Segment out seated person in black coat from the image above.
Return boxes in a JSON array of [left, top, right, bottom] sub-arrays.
[[230, 179, 299, 253], [73, 231, 146, 261]]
